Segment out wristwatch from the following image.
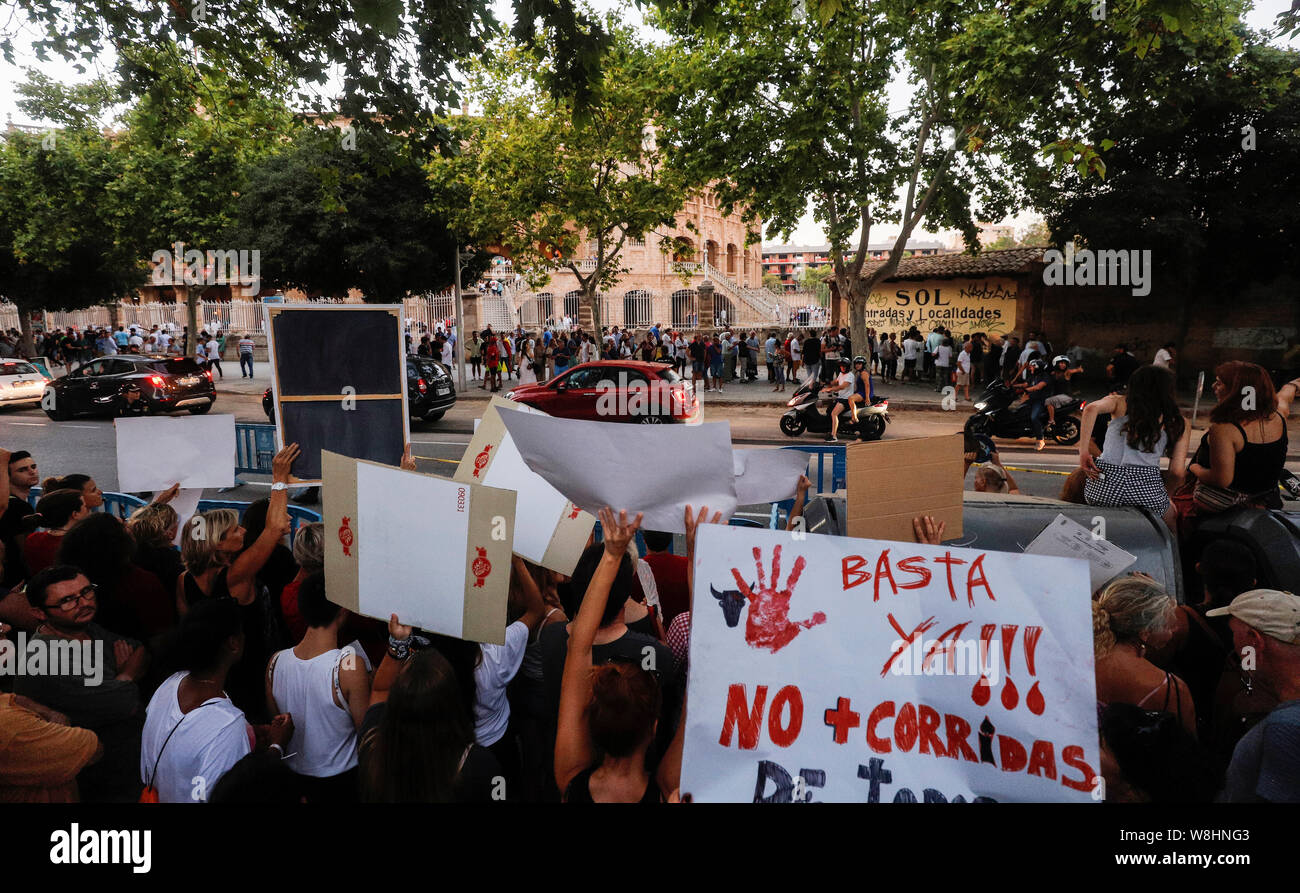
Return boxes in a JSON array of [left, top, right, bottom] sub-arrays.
[[271, 482, 288, 491]]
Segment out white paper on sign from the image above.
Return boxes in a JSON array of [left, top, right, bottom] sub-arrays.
[[1024, 514, 1137, 593], [499, 412, 738, 533], [170, 488, 205, 547], [482, 429, 571, 563], [355, 462, 469, 637], [732, 449, 811, 505], [114, 415, 236, 492], [682, 525, 1100, 803]]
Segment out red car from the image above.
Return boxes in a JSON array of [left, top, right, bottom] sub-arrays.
[[507, 360, 701, 424]]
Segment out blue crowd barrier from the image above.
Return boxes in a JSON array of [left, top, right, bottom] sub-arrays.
[[26, 487, 320, 544], [779, 444, 846, 493], [235, 422, 278, 479]]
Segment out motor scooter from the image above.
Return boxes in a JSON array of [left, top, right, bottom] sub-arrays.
[[780, 378, 889, 441]]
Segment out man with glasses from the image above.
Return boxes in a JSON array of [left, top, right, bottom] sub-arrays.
[[13, 566, 149, 802]]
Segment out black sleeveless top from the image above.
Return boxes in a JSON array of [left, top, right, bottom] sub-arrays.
[[1227, 412, 1287, 502], [565, 767, 664, 804]]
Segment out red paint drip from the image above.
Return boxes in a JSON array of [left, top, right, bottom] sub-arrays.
[[1023, 626, 1043, 676], [970, 624, 997, 706], [1001, 676, 1019, 710], [1000, 624, 1019, 671], [1026, 681, 1045, 715], [971, 676, 991, 706]]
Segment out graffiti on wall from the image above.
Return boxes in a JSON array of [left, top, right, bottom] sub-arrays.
[[1212, 327, 1296, 350]]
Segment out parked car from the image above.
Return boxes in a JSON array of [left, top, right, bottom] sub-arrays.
[[0, 359, 50, 409], [43, 355, 216, 420], [262, 355, 457, 424], [506, 360, 701, 424]]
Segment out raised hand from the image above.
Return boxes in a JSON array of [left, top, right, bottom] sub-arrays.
[[730, 544, 824, 653], [399, 444, 417, 471], [912, 515, 946, 545], [598, 507, 643, 559], [684, 504, 723, 560], [272, 443, 301, 483]]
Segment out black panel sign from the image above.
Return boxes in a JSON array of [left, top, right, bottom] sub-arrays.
[[264, 303, 409, 483]]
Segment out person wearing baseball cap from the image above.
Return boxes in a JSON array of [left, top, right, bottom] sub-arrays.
[[1208, 589, 1300, 802]]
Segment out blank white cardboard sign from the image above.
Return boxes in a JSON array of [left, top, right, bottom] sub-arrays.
[[733, 449, 811, 505], [499, 412, 738, 533], [115, 415, 236, 492]]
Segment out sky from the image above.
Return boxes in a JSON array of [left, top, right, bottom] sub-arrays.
[[2, 0, 1294, 247]]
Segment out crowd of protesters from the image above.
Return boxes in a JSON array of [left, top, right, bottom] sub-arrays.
[[1, 326, 1298, 803]]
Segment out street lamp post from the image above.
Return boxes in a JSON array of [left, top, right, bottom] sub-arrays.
[[453, 245, 469, 392]]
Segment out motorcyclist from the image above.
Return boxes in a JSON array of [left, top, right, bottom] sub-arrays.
[[826, 358, 857, 443], [1015, 358, 1052, 450], [845, 355, 872, 423], [1046, 354, 1084, 429]]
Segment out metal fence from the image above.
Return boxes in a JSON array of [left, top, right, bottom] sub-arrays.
[[496, 286, 823, 331]]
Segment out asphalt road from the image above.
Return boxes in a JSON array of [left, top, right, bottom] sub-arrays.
[[0, 388, 1155, 502]]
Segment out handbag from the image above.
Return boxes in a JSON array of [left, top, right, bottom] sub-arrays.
[[140, 701, 214, 803], [1191, 481, 1269, 514]]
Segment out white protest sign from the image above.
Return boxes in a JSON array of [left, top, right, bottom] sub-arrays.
[[1024, 514, 1136, 593], [322, 451, 516, 644], [114, 415, 235, 492], [454, 398, 594, 574], [732, 449, 811, 505], [170, 488, 204, 547], [682, 525, 1099, 803], [498, 412, 737, 533]]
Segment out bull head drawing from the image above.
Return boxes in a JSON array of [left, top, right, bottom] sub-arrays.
[[711, 582, 749, 628]]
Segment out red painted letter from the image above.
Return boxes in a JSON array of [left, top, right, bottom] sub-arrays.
[[842, 555, 870, 590], [867, 701, 895, 754], [768, 685, 804, 747], [719, 684, 767, 749]]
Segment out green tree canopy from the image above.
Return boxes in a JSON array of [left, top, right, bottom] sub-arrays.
[[652, 0, 1243, 350], [429, 17, 697, 331], [231, 126, 489, 301]]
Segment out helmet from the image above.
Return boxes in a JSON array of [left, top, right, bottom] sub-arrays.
[[838, 357, 852, 370], [1028, 358, 1048, 373], [1052, 355, 1070, 369], [852, 355, 867, 366]]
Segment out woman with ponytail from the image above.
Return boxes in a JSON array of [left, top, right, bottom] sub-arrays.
[[1093, 574, 1197, 738], [41, 474, 103, 511], [21, 490, 89, 576]]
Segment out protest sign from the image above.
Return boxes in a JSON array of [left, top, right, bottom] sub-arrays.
[[846, 433, 964, 541], [732, 448, 812, 505], [1024, 514, 1136, 593], [114, 414, 235, 492], [322, 450, 516, 645], [681, 524, 1099, 803], [454, 398, 594, 574], [264, 303, 409, 483], [498, 412, 738, 533]]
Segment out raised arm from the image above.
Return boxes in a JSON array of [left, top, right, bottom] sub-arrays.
[[369, 614, 412, 708], [1277, 378, 1300, 416], [684, 504, 723, 599], [554, 507, 642, 796], [1078, 394, 1119, 479], [785, 475, 812, 532], [511, 556, 548, 634], [227, 444, 299, 605]]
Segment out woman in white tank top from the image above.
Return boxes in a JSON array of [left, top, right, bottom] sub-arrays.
[[266, 573, 371, 801]]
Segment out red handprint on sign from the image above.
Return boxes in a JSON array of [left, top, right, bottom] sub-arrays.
[[731, 545, 826, 653]]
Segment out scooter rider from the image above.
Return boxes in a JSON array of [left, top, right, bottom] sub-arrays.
[[1045, 355, 1084, 430], [827, 358, 857, 443], [1014, 358, 1052, 451], [845, 355, 872, 423]]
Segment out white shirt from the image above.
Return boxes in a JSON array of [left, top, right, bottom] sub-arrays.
[[128, 334, 144, 348], [935, 344, 952, 366], [1153, 348, 1173, 368], [902, 338, 920, 360], [206, 339, 220, 359], [957, 349, 971, 373], [441, 341, 454, 365], [833, 371, 856, 399], [140, 672, 251, 803], [269, 645, 361, 778], [158, 332, 171, 350], [474, 620, 529, 747]]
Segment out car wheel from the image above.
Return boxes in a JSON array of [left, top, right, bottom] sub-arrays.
[[187, 403, 213, 415], [638, 414, 664, 424], [423, 411, 445, 422], [1053, 417, 1081, 446], [779, 413, 806, 436]]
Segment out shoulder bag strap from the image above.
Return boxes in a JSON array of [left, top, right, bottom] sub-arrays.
[[148, 700, 215, 790]]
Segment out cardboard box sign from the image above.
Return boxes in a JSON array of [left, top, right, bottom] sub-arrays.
[[453, 398, 594, 575], [322, 450, 517, 645], [845, 433, 964, 542]]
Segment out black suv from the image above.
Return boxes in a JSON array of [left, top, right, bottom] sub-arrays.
[[44, 355, 217, 420], [262, 355, 457, 423]]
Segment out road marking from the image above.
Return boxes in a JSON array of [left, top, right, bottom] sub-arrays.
[[63, 424, 99, 429], [410, 439, 470, 445], [6, 421, 47, 426]]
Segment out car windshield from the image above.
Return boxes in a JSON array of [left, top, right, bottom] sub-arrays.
[[146, 359, 203, 374], [0, 361, 38, 375]]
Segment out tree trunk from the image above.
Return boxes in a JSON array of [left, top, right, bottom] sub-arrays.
[[17, 308, 34, 357], [585, 285, 601, 341], [848, 286, 867, 366], [184, 285, 200, 354]]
